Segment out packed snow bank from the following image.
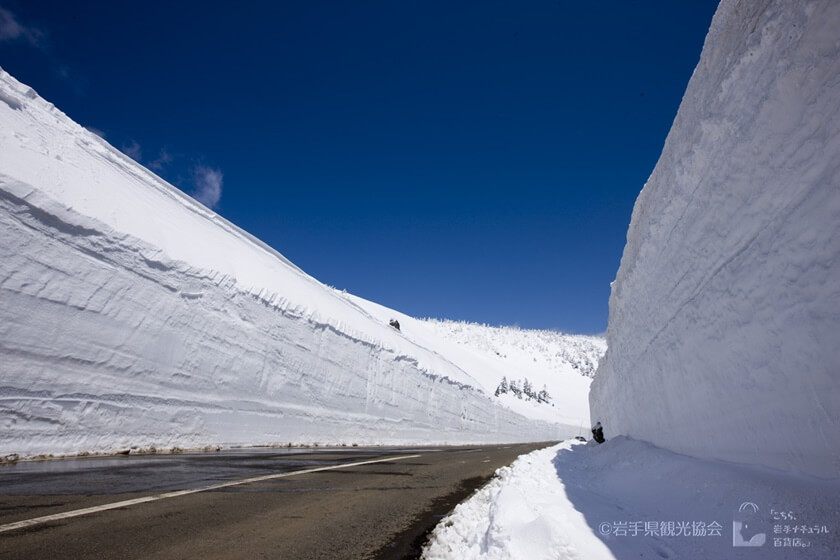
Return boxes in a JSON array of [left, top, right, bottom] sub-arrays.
[[590, 0, 840, 478], [0, 67, 597, 457], [423, 439, 840, 559], [422, 441, 612, 560]]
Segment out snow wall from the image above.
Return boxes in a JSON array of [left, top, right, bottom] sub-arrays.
[[590, 0, 840, 478], [0, 69, 573, 457]]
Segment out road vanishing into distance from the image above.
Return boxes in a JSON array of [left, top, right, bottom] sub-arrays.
[[0, 442, 552, 559]]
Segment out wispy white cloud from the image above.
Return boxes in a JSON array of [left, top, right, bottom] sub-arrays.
[[191, 166, 223, 209], [148, 148, 173, 172], [0, 7, 44, 47], [85, 126, 106, 139], [121, 140, 142, 161]]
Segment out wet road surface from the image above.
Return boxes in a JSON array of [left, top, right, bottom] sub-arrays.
[[0, 443, 553, 559]]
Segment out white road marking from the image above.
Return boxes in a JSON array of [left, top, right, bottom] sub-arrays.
[[0, 454, 421, 534]]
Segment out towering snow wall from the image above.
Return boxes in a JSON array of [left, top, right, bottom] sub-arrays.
[[0, 68, 573, 457], [590, 0, 840, 478]]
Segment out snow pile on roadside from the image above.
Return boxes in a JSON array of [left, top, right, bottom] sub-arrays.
[[0, 66, 595, 458], [423, 439, 840, 559], [590, 0, 840, 477], [422, 441, 612, 560]]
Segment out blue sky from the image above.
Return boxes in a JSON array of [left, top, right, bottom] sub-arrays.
[[1, 1, 718, 333]]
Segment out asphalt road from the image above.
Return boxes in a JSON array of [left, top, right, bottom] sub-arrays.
[[0, 442, 553, 559]]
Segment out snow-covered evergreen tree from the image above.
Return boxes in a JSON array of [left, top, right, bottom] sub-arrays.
[[493, 376, 554, 406], [523, 379, 534, 400], [494, 376, 510, 397]]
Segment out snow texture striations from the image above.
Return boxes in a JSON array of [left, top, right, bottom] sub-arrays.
[[591, 0, 840, 478], [0, 68, 596, 457]]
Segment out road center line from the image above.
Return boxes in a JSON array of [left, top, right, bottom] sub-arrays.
[[0, 453, 421, 535]]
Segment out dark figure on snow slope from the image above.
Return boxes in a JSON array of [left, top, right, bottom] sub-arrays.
[[591, 421, 605, 444]]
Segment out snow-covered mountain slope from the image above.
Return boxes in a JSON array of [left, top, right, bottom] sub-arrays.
[[590, 0, 840, 478], [420, 320, 603, 426], [0, 68, 598, 457], [341, 293, 605, 426]]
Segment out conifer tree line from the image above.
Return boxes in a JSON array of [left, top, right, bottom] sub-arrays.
[[494, 376, 551, 404]]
